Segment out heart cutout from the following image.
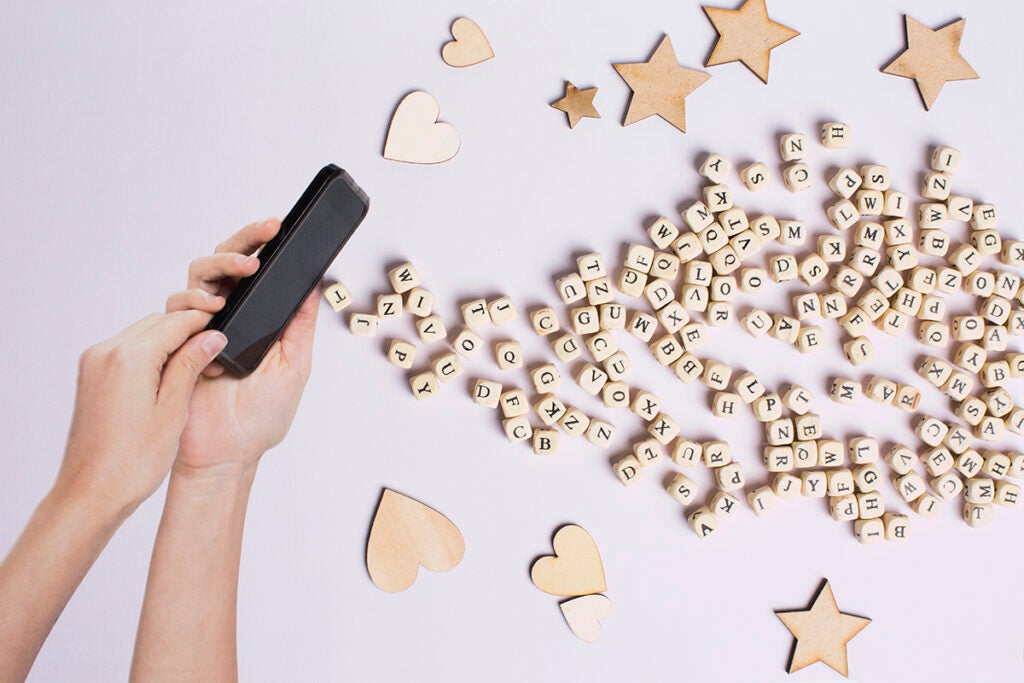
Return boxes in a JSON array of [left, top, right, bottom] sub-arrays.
[[366, 488, 465, 593], [442, 17, 494, 68], [560, 594, 612, 643], [530, 524, 606, 597], [383, 91, 461, 165]]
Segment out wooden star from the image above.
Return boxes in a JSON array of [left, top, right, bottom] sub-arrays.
[[550, 81, 601, 129], [703, 0, 799, 83], [776, 580, 871, 677], [613, 35, 711, 134], [882, 16, 978, 110]]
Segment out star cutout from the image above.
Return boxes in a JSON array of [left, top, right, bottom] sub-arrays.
[[882, 16, 978, 110], [550, 81, 601, 129], [776, 580, 871, 677], [613, 35, 711, 134], [703, 0, 799, 83]]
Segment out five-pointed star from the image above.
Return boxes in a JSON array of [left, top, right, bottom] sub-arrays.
[[776, 580, 871, 677], [703, 0, 799, 83], [882, 16, 978, 110], [613, 35, 711, 134], [550, 81, 601, 129]]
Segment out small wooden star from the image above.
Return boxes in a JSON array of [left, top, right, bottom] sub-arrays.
[[882, 16, 978, 110], [775, 580, 871, 678], [613, 35, 711, 134], [703, 0, 799, 83], [550, 81, 601, 129]]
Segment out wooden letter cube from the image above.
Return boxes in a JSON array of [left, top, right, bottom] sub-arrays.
[[487, 297, 518, 325], [431, 352, 463, 382], [403, 288, 432, 317], [388, 263, 420, 293], [820, 122, 850, 148], [613, 454, 642, 485], [350, 312, 381, 337], [740, 162, 771, 191], [323, 282, 353, 312], [494, 340, 523, 370], [666, 472, 699, 504], [500, 388, 529, 418], [533, 429, 560, 456], [387, 339, 417, 369], [779, 132, 808, 161], [471, 379, 502, 408], [409, 371, 439, 400], [586, 419, 615, 448], [416, 315, 448, 344]]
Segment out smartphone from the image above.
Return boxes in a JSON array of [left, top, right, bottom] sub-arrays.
[[206, 164, 369, 376]]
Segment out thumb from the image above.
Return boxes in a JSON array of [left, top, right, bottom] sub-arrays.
[[158, 330, 228, 410]]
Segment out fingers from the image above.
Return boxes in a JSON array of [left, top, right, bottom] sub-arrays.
[[214, 217, 281, 256], [91, 312, 163, 352], [279, 291, 320, 376], [157, 330, 228, 411], [133, 309, 215, 360], [166, 288, 225, 314], [187, 253, 259, 293]]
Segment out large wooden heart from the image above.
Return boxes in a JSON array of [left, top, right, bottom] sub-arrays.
[[442, 17, 494, 68], [366, 488, 465, 592], [530, 524, 606, 597], [383, 91, 461, 165]]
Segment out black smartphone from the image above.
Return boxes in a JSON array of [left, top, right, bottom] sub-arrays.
[[206, 164, 369, 376]]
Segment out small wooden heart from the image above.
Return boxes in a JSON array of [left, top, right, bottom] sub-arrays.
[[383, 91, 461, 165], [530, 524, 606, 597], [442, 17, 494, 68], [366, 488, 465, 593], [560, 594, 612, 643]]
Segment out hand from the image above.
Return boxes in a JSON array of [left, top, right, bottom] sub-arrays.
[[167, 218, 320, 477], [55, 310, 227, 518]]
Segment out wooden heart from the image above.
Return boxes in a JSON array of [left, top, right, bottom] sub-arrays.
[[366, 488, 465, 593], [383, 91, 461, 165], [442, 17, 494, 68], [530, 524, 606, 597], [560, 594, 612, 643]]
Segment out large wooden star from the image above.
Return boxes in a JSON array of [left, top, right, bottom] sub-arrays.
[[703, 0, 799, 83], [613, 35, 711, 134], [882, 16, 978, 110], [776, 580, 871, 677], [550, 81, 601, 129]]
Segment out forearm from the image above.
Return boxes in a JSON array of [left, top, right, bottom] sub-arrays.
[[0, 486, 127, 683], [130, 462, 257, 683]]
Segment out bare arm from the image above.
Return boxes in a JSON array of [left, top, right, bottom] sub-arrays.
[[130, 464, 256, 682], [0, 310, 228, 683], [131, 219, 317, 681]]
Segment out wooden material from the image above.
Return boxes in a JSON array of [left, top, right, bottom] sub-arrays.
[[560, 594, 612, 643], [442, 17, 494, 68], [383, 91, 461, 164], [613, 35, 711, 133], [387, 339, 416, 369], [366, 489, 465, 593], [776, 580, 871, 677], [323, 282, 353, 312], [702, 0, 799, 83], [551, 81, 601, 128], [530, 525, 607, 597], [882, 16, 978, 110]]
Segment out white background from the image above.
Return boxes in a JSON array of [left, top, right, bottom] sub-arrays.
[[1, 1, 1021, 681]]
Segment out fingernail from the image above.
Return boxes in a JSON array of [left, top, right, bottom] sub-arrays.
[[235, 254, 248, 265], [263, 217, 277, 228], [202, 332, 228, 356], [203, 291, 219, 302]]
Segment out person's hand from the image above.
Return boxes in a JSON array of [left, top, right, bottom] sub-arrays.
[[166, 218, 320, 478], [54, 310, 227, 518]]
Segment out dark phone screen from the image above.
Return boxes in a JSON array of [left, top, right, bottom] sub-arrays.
[[212, 170, 368, 374]]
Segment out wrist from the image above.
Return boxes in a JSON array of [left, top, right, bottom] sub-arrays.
[[44, 478, 134, 533], [170, 460, 259, 494]]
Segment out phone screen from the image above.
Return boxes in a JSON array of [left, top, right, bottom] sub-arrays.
[[209, 166, 369, 375]]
